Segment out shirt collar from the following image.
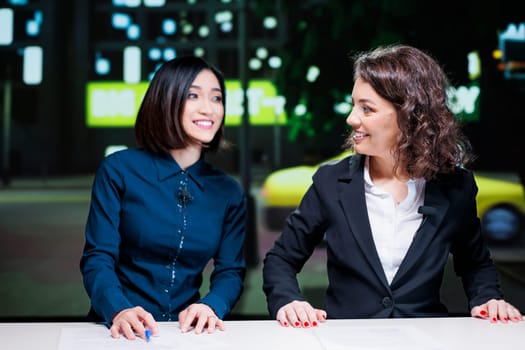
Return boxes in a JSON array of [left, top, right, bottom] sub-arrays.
[[153, 151, 206, 189], [363, 156, 425, 208]]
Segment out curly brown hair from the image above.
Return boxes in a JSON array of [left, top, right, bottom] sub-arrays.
[[344, 44, 474, 180]]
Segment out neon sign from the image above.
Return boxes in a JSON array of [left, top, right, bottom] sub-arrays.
[[86, 80, 287, 127]]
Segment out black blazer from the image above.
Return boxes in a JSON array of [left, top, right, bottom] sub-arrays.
[[263, 154, 503, 319]]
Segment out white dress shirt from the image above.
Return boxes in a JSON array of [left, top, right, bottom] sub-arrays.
[[363, 158, 426, 285]]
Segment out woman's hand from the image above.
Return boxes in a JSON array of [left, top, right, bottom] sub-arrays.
[[276, 300, 327, 328], [471, 299, 523, 323], [110, 306, 158, 340], [178, 303, 225, 334]]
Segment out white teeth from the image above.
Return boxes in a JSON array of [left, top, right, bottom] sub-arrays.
[[353, 132, 365, 138], [195, 120, 212, 126]]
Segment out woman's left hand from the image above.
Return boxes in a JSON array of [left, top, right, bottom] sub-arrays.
[[178, 303, 225, 334], [471, 299, 523, 323]]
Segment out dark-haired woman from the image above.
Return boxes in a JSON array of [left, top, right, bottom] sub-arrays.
[[81, 56, 246, 339]]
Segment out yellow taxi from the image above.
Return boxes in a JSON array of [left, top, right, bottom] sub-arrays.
[[260, 152, 525, 243]]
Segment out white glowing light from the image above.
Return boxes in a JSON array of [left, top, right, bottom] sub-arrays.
[[124, 0, 140, 7], [215, 11, 233, 23], [148, 48, 162, 60], [163, 48, 176, 61], [182, 23, 193, 35], [26, 20, 39, 36], [268, 56, 282, 69], [501, 23, 525, 40], [34, 10, 43, 24], [194, 47, 205, 57], [294, 104, 307, 116], [112, 13, 131, 29], [162, 19, 177, 35], [306, 65, 320, 82], [144, 0, 165, 6], [23, 46, 43, 85], [334, 102, 351, 114], [263, 16, 277, 29], [220, 22, 233, 33], [95, 57, 111, 75], [467, 51, 481, 80], [256, 47, 268, 59], [123, 46, 141, 84], [198, 25, 210, 38], [127, 24, 140, 40], [26, 11, 42, 37], [0, 9, 14, 45], [249, 58, 262, 70]]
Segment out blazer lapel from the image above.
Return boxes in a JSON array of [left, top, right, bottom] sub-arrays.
[[391, 180, 449, 287], [338, 155, 390, 288]]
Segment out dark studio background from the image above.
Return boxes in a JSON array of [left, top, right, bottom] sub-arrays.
[[0, 0, 524, 320]]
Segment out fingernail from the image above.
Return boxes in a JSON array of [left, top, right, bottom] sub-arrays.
[[480, 310, 487, 316], [322, 314, 327, 319], [312, 321, 318, 327], [282, 321, 288, 327], [303, 321, 309, 327], [491, 317, 497, 323], [294, 321, 300, 327]]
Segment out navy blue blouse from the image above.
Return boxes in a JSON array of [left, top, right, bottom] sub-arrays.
[[80, 149, 247, 325]]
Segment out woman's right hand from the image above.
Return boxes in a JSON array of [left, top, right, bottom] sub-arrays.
[[276, 300, 327, 328], [110, 306, 158, 340]]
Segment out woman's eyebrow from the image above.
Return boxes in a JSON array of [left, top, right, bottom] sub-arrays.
[[189, 85, 222, 93]]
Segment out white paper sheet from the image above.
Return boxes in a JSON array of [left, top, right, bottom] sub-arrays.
[[58, 323, 320, 350], [312, 323, 446, 350]]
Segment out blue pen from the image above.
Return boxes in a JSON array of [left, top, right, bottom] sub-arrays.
[[145, 329, 151, 342]]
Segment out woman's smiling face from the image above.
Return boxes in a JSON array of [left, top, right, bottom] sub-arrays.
[[346, 77, 400, 159], [181, 69, 224, 146]]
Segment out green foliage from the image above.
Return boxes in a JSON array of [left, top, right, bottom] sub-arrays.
[[251, 0, 518, 153], [272, 0, 410, 146]]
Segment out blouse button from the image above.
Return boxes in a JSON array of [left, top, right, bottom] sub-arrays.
[[382, 297, 393, 308]]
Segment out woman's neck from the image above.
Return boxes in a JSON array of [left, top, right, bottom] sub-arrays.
[[169, 145, 202, 170], [368, 155, 408, 182], [367, 156, 409, 205]]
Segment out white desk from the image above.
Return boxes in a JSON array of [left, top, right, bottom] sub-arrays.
[[1, 318, 523, 350]]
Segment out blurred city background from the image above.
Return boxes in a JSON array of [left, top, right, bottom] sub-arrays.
[[1, 0, 524, 320]]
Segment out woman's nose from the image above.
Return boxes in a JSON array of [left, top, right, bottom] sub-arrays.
[[346, 110, 359, 126], [200, 98, 214, 113]]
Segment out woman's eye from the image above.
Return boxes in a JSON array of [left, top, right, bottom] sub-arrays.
[[362, 105, 372, 113], [187, 92, 198, 99], [212, 95, 223, 103]]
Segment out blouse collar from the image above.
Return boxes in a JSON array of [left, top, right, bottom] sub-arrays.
[[154, 151, 206, 189]]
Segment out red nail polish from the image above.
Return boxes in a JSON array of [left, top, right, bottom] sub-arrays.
[[491, 317, 497, 322], [283, 321, 288, 327], [303, 322, 309, 327], [480, 310, 487, 316], [312, 321, 318, 327], [322, 314, 327, 319], [294, 321, 300, 327]]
